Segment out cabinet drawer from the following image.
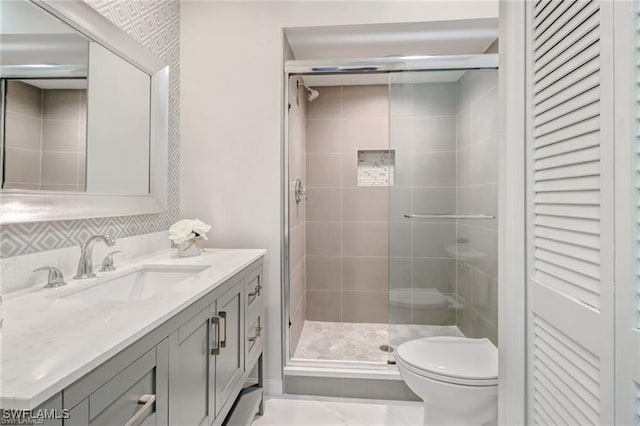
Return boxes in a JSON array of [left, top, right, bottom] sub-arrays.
[[245, 315, 262, 370], [67, 340, 168, 426], [245, 267, 262, 327]]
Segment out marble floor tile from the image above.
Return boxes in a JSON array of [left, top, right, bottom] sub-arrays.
[[253, 395, 423, 426], [293, 321, 463, 363]]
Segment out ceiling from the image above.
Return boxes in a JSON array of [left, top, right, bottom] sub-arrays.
[[285, 18, 498, 61]]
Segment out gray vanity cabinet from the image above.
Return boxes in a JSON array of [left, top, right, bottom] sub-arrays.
[[168, 276, 246, 426], [55, 257, 263, 426], [168, 307, 211, 426], [212, 280, 245, 420], [66, 339, 169, 426]]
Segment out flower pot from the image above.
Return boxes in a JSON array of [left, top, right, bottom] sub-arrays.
[[176, 239, 202, 257]]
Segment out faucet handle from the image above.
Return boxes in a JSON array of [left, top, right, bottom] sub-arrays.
[[33, 267, 67, 288], [100, 251, 122, 272]]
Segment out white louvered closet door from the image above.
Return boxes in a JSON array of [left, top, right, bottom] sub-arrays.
[[614, 0, 640, 424], [527, 1, 615, 425]]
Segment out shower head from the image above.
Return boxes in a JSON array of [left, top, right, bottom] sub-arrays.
[[306, 87, 319, 102]]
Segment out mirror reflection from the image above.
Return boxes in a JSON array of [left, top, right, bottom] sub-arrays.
[[0, 0, 152, 195]]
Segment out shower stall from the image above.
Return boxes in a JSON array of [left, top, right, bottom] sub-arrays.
[[283, 55, 499, 370]]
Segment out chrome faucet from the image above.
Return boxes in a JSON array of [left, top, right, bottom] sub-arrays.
[[74, 234, 116, 279]]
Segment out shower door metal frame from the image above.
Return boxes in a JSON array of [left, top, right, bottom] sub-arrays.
[[281, 53, 500, 373]]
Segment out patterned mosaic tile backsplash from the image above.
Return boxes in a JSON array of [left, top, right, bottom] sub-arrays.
[[0, 0, 180, 258]]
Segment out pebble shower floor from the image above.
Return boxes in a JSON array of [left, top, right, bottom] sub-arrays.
[[293, 321, 463, 363]]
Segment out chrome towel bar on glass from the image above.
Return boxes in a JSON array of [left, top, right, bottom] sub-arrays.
[[404, 214, 495, 220]]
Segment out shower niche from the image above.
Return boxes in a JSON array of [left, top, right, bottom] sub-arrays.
[[357, 149, 395, 187]]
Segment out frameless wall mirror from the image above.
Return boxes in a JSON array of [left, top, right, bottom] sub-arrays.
[[0, 0, 168, 224]]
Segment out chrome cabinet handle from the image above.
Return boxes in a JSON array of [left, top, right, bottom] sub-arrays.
[[124, 394, 155, 426], [248, 284, 262, 298], [99, 250, 122, 272], [210, 316, 220, 355], [219, 311, 227, 348], [248, 326, 262, 343], [33, 267, 67, 288]]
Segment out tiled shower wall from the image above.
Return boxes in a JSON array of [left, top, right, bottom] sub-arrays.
[[39, 89, 87, 192], [305, 85, 391, 323], [4, 82, 87, 192], [0, 0, 180, 258], [3, 81, 44, 190], [455, 70, 499, 345], [289, 77, 307, 354]]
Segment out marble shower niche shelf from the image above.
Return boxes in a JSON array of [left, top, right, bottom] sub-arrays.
[[357, 149, 395, 187]]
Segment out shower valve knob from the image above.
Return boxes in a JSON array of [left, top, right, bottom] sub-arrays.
[[295, 179, 307, 203]]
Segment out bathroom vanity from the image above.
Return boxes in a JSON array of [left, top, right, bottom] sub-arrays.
[[1, 249, 266, 426]]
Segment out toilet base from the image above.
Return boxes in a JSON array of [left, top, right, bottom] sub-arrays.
[[398, 361, 497, 426]]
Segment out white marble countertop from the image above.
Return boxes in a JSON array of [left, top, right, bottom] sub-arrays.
[[0, 248, 266, 409]]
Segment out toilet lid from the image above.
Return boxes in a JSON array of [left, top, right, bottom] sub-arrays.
[[396, 336, 498, 384]]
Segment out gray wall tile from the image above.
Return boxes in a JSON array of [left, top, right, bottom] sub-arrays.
[[455, 68, 499, 345], [42, 120, 82, 152], [341, 378, 419, 401], [342, 85, 388, 118], [284, 376, 342, 397], [306, 86, 341, 120], [342, 222, 388, 257], [306, 256, 341, 290], [41, 152, 78, 185], [412, 258, 456, 293], [306, 222, 340, 256], [342, 117, 388, 152], [43, 90, 83, 120], [307, 290, 341, 322], [412, 116, 456, 152], [3, 147, 40, 185], [342, 187, 389, 222], [412, 152, 456, 187], [412, 188, 456, 216], [306, 119, 341, 153], [412, 222, 456, 258], [4, 112, 42, 151], [307, 188, 341, 222], [412, 83, 457, 116], [290, 259, 306, 310], [5, 81, 41, 118], [306, 153, 342, 187], [342, 256, 388, 292], [342, 291, 388, 323]]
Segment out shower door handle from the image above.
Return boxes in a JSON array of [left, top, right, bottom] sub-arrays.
[[404, 214, 495, 220]]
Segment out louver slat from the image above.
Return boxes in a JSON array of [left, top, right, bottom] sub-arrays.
[[534, 3, 599, 66], [532, 0, 603, 321], [532, 316, 601, 424]]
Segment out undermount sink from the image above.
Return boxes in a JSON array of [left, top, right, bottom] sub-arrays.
[[64, 265, 209, 302]]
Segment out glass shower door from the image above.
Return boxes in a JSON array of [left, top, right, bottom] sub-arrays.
[[387, 69, 462, 362], [387, 67, 500, 362]]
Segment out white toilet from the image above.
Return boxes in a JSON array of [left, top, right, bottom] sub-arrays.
[[396, 336, 498, 426]]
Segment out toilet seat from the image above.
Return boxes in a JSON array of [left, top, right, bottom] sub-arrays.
[[396, 336, 498, 387]]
